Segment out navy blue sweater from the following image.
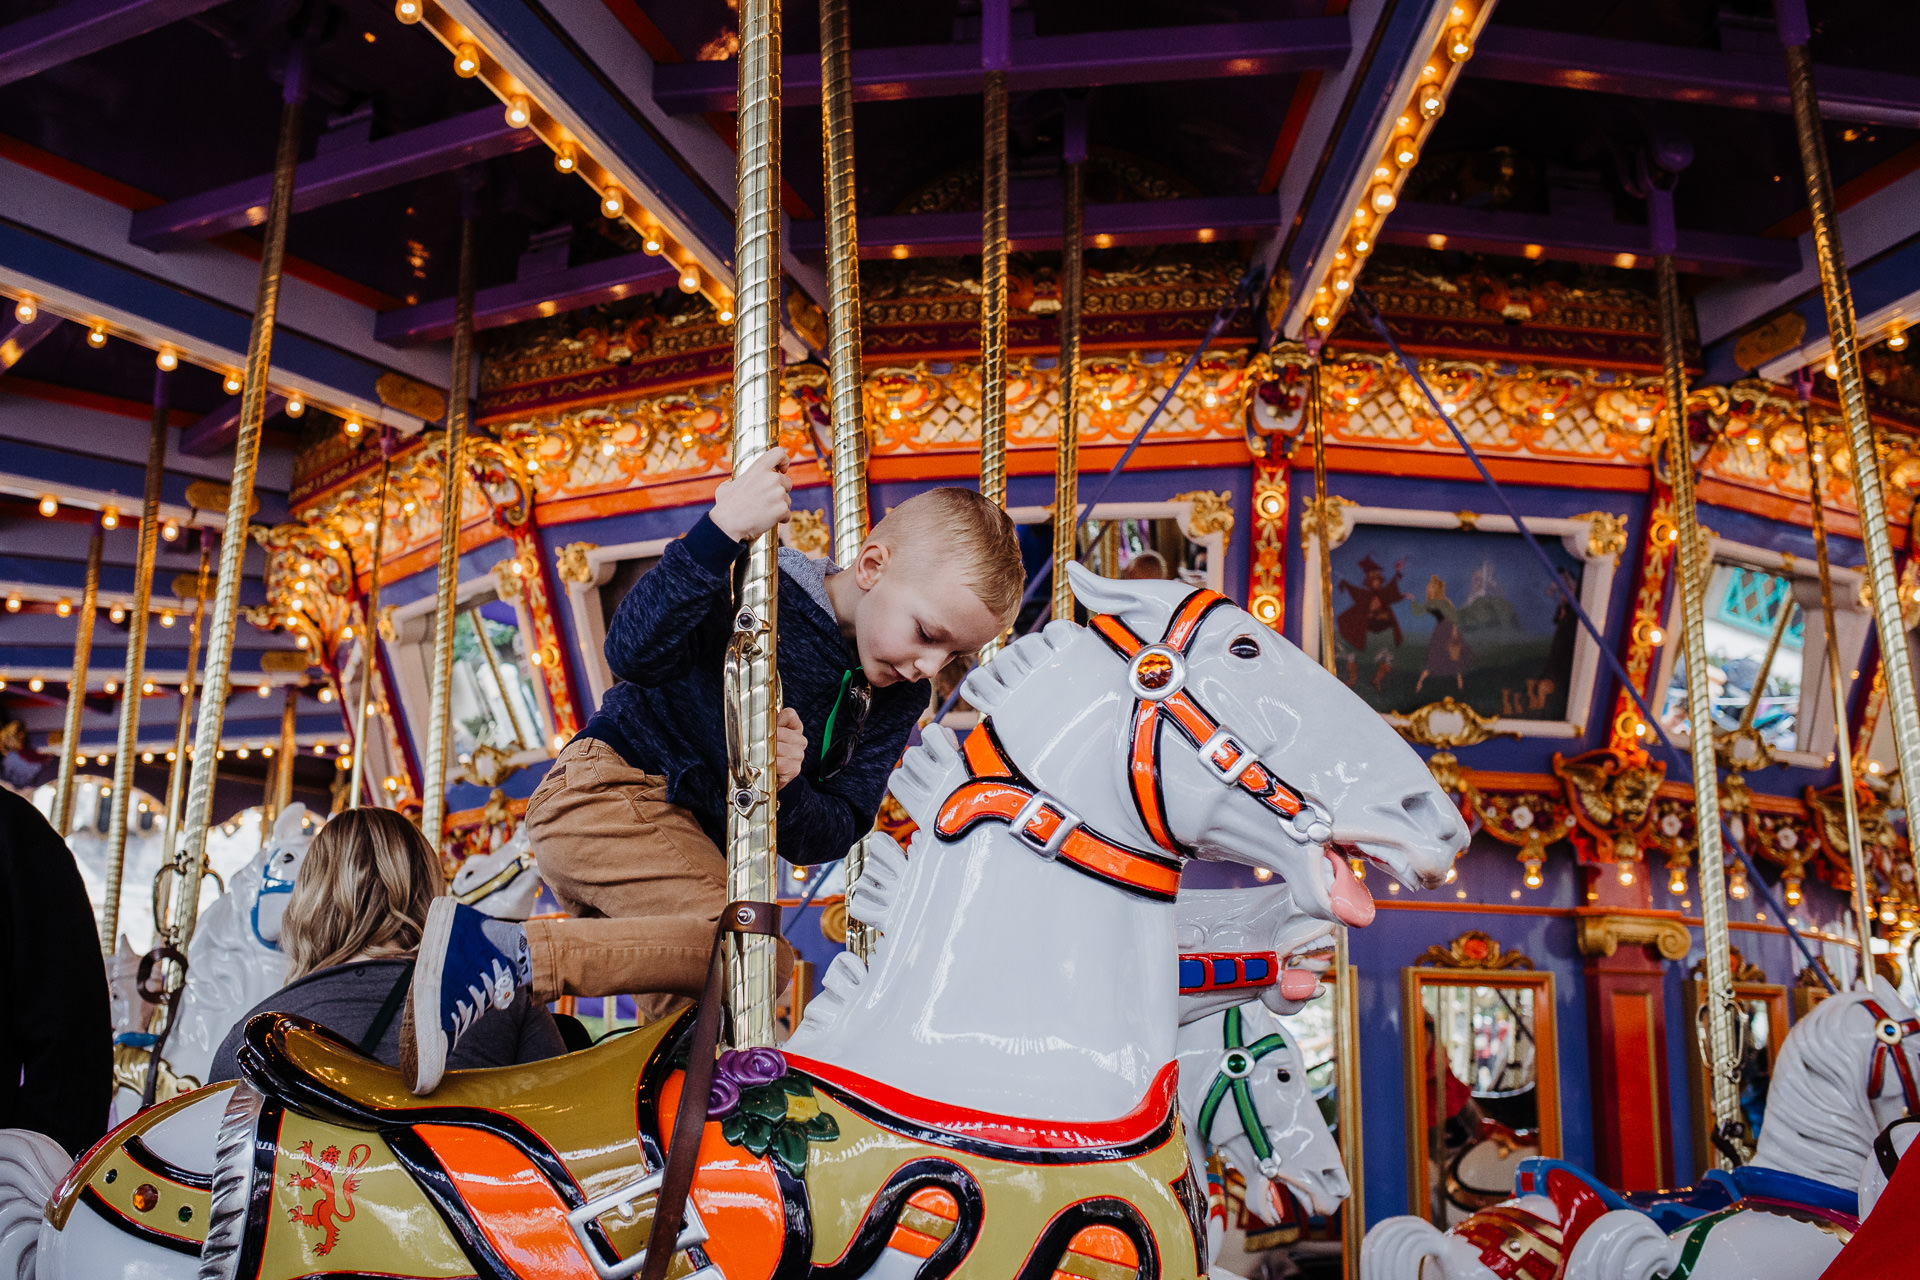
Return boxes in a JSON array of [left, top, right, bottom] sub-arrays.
[[580, 515, 928, 866]]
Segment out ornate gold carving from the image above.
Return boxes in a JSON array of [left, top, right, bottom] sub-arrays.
[[1300, 494, 1354, 550], [1454, 510, 1480, 530], [1689, 946, 1765, 984], [492, 554, 526, 603], [1416, 930, 1535, 970], [1553, 748, 1665, 862], [555, 542, 598, 586], [171, 572, 208, 600], [787, 508, 831, 556], [376, 372, 448, 423], [456, 742, 521, 790], [258, 651, 311, 673], [1392, 696, 1510, 749], [1174, 490, 1234, 547], [1732, 312, 1807, 372], [819, 898, 849, 945], [184, 479, 260, 517], [1428, 753, 1574, 885], [1574, 511, 1630, 565], [1576, 913, 1692, 963]]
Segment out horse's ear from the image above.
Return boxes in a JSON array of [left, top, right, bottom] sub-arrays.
[[269, 801, 310, 849], [1065, 562, 1189, 632]]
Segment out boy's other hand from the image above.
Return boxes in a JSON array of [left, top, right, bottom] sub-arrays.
[[711, 447, 793, 542], [775, 706, 807, 788]]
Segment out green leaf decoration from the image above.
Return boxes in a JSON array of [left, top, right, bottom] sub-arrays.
[[719, 1112, 748, 1147], [805, 1112, 840, 1142], [781, 1075, 815, 1098], [771, 1124, 809, 1175], [740, 1114, 775, 1154], [743, 1085, 789, 1122]]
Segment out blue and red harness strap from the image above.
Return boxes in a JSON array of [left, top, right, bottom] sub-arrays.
[[1862, 998, 1920, 1114], [1179, 952, 1279, 994]]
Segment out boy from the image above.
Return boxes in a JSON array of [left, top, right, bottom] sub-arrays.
[[401, 448, 1023, 1092]]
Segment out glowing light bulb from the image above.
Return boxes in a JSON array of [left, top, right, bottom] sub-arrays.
[[109, 604, 125, 623], [504, 95, 531, 129], [1617, 863, 1635, 886], [453, 43, 480, 77], [394, 0, 421, 21], [344, 418, 364, 438], [1419, 85, 1445, 119], [641, 224, 665, 255], [1668, 869, 1687, 895], [160, 609, 175, 627], [1444, 865, 1457, 883], [285, 396, 305, 418], [156, 348, 177, 372], [552, 732, 566, 751], [141, 681, 153, 693], [55, 598, 71, 617], [717, 299, 735, 324], [1352, 236, 1372, 256], [100, 506, 119, 530], [37, 494, 57, 517], [223, 372, 242, 395], [678, 266, 702, 294], [141, 751, 153, 763], [104, 680, 118, 694], [1825, 358, 1839, 378], [1313, 314, 1332, 329], [28, 677, 43, 692], [235, 747, 249, 759], [4, 596, 17, 612], [262, 745, 273, 757], [161, 519, 179, 541], [87, 323, 108, 348], [1392, 135, 1420, 168], [553, 142, 576, 173], [384, 776, 400, 793], [1446, 26, 1474, 61], [1253, 867, 1272, 881], [318, 686, 335, 703], [13, 296, 35, 323], [1785, 880, 1803, 907], [601, 187, 625, 219], [1370, 185, 1397, 214], [1524, 868, 1543, 889], [1891, 328, 1910, 351]]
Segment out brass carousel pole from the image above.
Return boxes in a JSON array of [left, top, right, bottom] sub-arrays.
[[419, 216, 476, 846], [268, 683, 298, 822], [1780, 2, 1920, 858], [1807, 415, 1876, 984], [346, 443, 391, 808], [159, 545, 210, 928], [820, 0, 876, 965], [169, 53, 305, 947], [1308, 346, 1365, 1264], [1052, 101, 1085, 625], [728, 0, 783, 1048], [1657, 252, 1741, 1164], [100, 370, 169, 952], [51, 520, 104, 835], [977, 1, 1010, 663]]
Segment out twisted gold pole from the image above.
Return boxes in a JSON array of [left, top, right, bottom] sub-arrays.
[[100, 376, 169, 952], [819, 0, 874, 966], [347, 449, 390, 807], [1659, 254, 1740, 1163], [52, 522, 104, 836], [1807, 418, 1875, 983], [979, 70, 1009, 510], [269, 683, 298, 822], [728, 0, 783, 1049], [1052, 155, 1084, 622], [1784, 44, 1920, 882], [420, 217, 476, 846], [160, 546, 210, 925], [1311, 357, 1337, 674], [170, 80, 302, 948]]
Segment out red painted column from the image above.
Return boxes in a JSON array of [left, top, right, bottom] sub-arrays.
[[1577, 872, 1682, 1191]]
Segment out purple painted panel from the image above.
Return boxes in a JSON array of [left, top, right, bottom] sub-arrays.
[[180, 392, 288, 458], [1382, 202, 1802, 279], [0, 313, 62, 371], [0, 0, 230, 88], [790, 195, 1282, 259], [374, 252, 684, 347]]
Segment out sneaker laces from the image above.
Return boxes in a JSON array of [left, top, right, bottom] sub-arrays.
[[445, 958, 518, 1047]]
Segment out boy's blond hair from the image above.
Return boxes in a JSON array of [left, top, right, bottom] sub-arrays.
[[282, 808, 445, 980], [870, 488, 1025, 619]]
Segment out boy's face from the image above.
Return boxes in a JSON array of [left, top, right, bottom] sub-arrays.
[[849, 541, 1006, 687]]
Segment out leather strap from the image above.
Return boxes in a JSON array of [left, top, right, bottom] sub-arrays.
[[936, 721, 1182, 902], [1863, 999, 1920, 1114], [360, 960, 417, 1056], [1088, 592, 1310, 860], [637, 899, 777, 1280]]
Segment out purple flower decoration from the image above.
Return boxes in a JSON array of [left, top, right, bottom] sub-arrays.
[[706, 1073, 741, 1118], [733, 1047, 788, 1087]]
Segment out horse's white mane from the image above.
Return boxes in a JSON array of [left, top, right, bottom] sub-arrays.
[[1751, 977, 1918, 1190]]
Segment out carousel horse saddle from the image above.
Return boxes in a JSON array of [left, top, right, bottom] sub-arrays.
[[230, 1009, 722, 1280], [1515, 1158, 1857, 1236]]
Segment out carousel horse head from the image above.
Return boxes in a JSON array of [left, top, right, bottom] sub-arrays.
[[448, 824, 542, 920], [249, 802, 318, 949], [965, 565, 1465, 926], [1177, 1000, 1349, 1220]]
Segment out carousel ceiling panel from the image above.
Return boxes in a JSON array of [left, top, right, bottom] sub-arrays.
[[0, 386, 296, 491], [793, 194, 1280, 259], [1381, 203, 1802, 278], [0, 434, 288, 527], [374, 246, 680, 345], [1467, 26, 1920, 130], [0, 0, 232, 89], [128, 106, 543, 250], [649, 17, 1349, 112]]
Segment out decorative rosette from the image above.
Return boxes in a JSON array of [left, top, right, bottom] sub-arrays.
[[701, 1047, 839, 1174]]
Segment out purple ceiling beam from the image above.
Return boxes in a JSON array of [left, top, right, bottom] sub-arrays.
[[653, 18, 1350, 113], [790, 196, 1281, 259], [1469, 27, 1920, 130], [129, 109, 540, 251], [374, 253, 684, 347], [180, 392, 288, 458], [0, 0, 230, 89], [0, 313, 61, 372], [1382, 203, 1804, 279]]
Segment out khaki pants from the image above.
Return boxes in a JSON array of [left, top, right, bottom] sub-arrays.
[[523, 737, 792, 1022]]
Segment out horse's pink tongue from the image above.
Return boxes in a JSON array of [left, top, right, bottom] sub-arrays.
[[1279, 967, 1321, 1001], [1326, 850, 1375, 927]]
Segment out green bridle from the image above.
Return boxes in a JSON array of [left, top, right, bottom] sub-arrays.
[[1194, 1004, 1291, 1171]]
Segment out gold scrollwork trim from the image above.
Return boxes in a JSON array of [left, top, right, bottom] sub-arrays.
[[1575, 912, 1692, 963], [1174, 490, 1235, 548], [1573, 511, 1630, 565], [1391, 696, 1512, 749], [555, 542, 598, 586], [1416, 929, 1535, 970]]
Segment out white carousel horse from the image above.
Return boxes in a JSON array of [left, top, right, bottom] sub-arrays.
[[12, 568, 1464, 1280], [1177, 999, 1347, 1246], [447, 823, 542, 921], [0, 1131, 66, 1280], [1361, 977, 1920, 1280], [1176, 885, 1337, 1025]]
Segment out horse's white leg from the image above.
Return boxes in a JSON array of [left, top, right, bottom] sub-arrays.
[[1359, 1215, 1498, 1280]]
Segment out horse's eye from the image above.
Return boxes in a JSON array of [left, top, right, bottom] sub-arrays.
[[1229, 635, 1261, 659], [1275, 1069, 1291, 1082]]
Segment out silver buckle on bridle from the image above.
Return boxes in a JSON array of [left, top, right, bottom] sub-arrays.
[[564, 1169, 718, 1280], [1010, 791, 1080, 859], [1197, 727, 1261, 787]]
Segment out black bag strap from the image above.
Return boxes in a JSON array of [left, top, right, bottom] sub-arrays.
[[361, 960, 418, 1057], [637, 900, 779, 1280]]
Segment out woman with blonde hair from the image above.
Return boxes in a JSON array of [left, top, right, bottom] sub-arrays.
[[209, 808, 563, 1082]]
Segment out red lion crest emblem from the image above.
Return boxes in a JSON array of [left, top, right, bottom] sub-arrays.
[[285, 1140, 372, 1255]]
